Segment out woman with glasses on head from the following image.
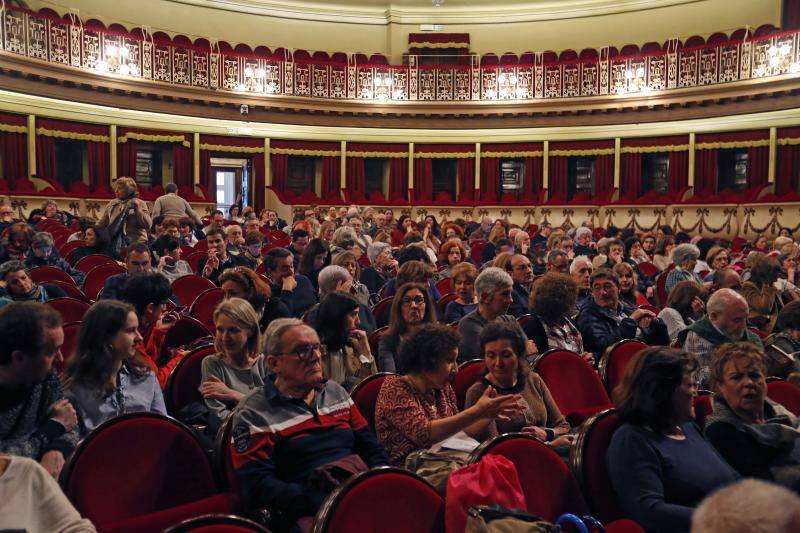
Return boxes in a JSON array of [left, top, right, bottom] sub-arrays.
[[219, 267, 290, 333], [607, 347, 739, 532], [314, 292, 377, 391], [377, 282, 437, 373], [62, 300, 166, 434], [199, 298, 266, 429]]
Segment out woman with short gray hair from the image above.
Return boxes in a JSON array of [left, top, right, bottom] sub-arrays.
[[664, 243, 703, 295]]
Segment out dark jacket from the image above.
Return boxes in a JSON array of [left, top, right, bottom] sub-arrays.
[[576, 299, 668, 357], [25, 250, 85, 287], [360, 266, 389, 296], [508, 282, 530, 318], [198, 253, 254, 286], [269, 274, 319, 318]]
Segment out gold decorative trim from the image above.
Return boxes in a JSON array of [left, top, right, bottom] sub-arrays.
[[200, 143, 264, 153], [0, 123, 26, 133], [408, 42, 470, 49], [480, 151, 544, 157], [36, 127, 109, 142], [695, 139, 770, 150], [414, 152, 475, 158], [119, 132, 191, 147], [777, 138, 800, 146], [620, 144, 689, 153], [270, 148, 340, 156], [346, 151, 408, 158], [548, 148, 615, 156]]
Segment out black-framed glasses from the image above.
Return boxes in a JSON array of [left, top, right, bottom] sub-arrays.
[[401, 296, 425, 306], [275, 343, 322, 361]]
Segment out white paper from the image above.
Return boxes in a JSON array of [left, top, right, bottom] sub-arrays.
[[430, 431, 480, 453]]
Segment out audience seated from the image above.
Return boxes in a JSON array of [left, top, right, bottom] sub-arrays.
[[0, 223, 34, 263], [331, 251, 371, 307], [219, 266, 291, 333], [766, 300, 800, 376], [508, 253, 534, 318], [678, 288, 763, 388], [664, 244, 703, 295], [444, 262, 479, 324], [360, 241, 397, 295], [314, 292, 377, 391], [27, 200, 71, 227], [741, 254, 789, 331], [613, 262, 649, 308], [375, 323, 522, 466], [658, 280, 709, 342], [230, 319, 388, 530], [98, 242, 157, 300], [24, 232, 85, 286], [152, 234, 193, 283], [297, 237, 330, 292], [465, 322, 572, 447], [437, 240, 466, 279], [288, 229, 310, 268], [0, 261, 66, 302], [576, 269, 668, 359], [382, 246, 441, 301], [377, 282, 437, 372], [199, 298, 266, 430], [570, 255, 594, 309], [652, 235, 676, 272], [607, 347, 740, 532], [0, 302, 77, 479], [198, 228, 253, 285], [61, 300, 166, 433], [71, 225, 119, 262], [264, 247, 318, 318], [705, 342, 800, 490], [691, 478, 800, 532], [0, 205, 17, 234]]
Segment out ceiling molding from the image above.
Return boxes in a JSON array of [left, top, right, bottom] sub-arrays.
[[165, 0, 702, 26]]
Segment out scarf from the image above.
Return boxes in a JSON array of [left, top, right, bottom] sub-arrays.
[[678, 315, 762, 346], [11, 283, 45, 302]]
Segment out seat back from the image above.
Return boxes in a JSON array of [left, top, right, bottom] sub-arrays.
[[165, 345, 217, 415], [694, 392, 714, 429], [159, 316, 213, 364], [435, 277, 452, 295], [313, 467, 444, 533], [189, 288, 225, 331], [84, 263, 127, 300], [29, 266, 77, 287], [472, 434, 589, 522], [59, 240, 86, 264], [470, 241, 485, 264], [534, 349, 612, 426], [368, 326, 389, 361], [767, 379, 800, 416], [45, 280, 89, 302], [598, 339, 647, 394], [436, 292, 458, 316], [184, 252, 207, 274], [452, 359, 485, 410], [73, 254, 117, 274], [569, 409, 626, 524], [60, 413, 220, 527], [636, 261, 659, 280], [46, 297, 91, 323], [55, 321, 81, 373], [350, 373, 394, 430], [371, 297, 394, 328], [164, 514, 270, 532], [171, 275, 217, 308]]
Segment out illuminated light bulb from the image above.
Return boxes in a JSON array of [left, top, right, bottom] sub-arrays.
[[515, 87, 527, 98], [118, 64, 130, 75], [377, 92, 388, 102], [265, 82, 277, 93], [780, 44, 791, 56], [635, 67, 645, 77], [257, 68, 266, 78], [508, 74, 518, 85], [499, 88, 509, 97], [769, 45, 778, 56], [128, 64, 140, 76], [244, 66, 254, 77], [641, 85, 652, 95], [105, 44, 117, 57], [485, 89, 497, 99], [616, 86, 626, 95], [497, 73, 507, 83], [756, 66, 767, 76], [392, 89, 403, 99], [119, 46, 129, 58], [97, 60, 109, 71], [373, 77, 382, 86], [364, 89, 374, 99], [770, 56, 780, 67], [236, 83, 246, 91], [255, 84, 264, 92], [385, 77, 393, 85]]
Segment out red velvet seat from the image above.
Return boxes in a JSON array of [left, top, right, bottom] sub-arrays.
[[470, 241, 485, 264], [30, 266, 77, 287], [313, 467, 444, 533], [534, 349, 612, 426], [435, 277, 452, 295], [46, 297, 91, 323], [159, 315, 213, 364], [367, 326, 388, 358], [694, 391, 714, 429], [172, 275, 217, 309], [60, 413, 235, 531], [767, 379, 800, 416], [74, 254, 118, 274], [598, 339, 647, 394], [164, 514, 270, 533], [185, 252, 207, 274], [350, 372, 395, 431], [55, 321, 81, 373], [164, 344, 217, 415], [452, 359, 485, 410], [59, 239, 86, 264], [84, 263, 127, 301], [45, 280, 89, 302], [436, 292, 458, 316], [188, 288, 225, 331], [371, 297, 394, 328], [194, 240, 210, 252]]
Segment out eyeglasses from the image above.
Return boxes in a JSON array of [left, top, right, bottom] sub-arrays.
[[275, 343, 322, 362], [401, 296, 426, 306], [592, 283, 617, 293]]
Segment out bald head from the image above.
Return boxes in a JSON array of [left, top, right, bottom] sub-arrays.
[[713, 268, 742, 292], [707, 288, 749, 340], [692, 479, 800, 533]]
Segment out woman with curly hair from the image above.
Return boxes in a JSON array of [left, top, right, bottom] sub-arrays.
[[523, 272, 594, 365], [443, 223, 465, 242], [219, 266, 290, 332], [437, 240, 466, 278], [444, 262, 478, 323], [0, 222, 35, 263]]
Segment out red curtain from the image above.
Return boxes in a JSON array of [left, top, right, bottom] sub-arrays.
[[34, 134, 56, 183], [668, 150, 688, 193], [777, 144, 800, 196], [87, 140, 110, 192], [414, 158, 433, 202], [389, 158, 407, 202], [747, 145, 769, 189], [457, 157, 474, 202], [621, 152, 642, 198], [523, 157, 543, 202], [595, 154, 614, 199], [117, 141, 137, 178], [321, 156, 341, 201], [1, 131, 28, 189], [252, 152, 266, 212], [480, 158, 500, 202], [270, 153, 288, 192], [200, 150, 213, 198], [346, 156, 366, 201], [694, 148, 718, 195], [548, 156, 569, 201], [172, 140, 192, 189]]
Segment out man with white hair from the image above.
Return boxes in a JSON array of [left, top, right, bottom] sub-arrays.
[[468, 216, 493, 244], [573, 227, 595, 256], [458, 267, 528, 362], [304, 265, 377, 335], [678, 288, 763, 388], [691, 479, 800, 533], [570, 255, 593, 309], [360, 242, 397, 295]]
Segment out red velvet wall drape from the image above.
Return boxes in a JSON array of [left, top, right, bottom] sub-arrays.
[[34, 134, 56, 183], [595, 154, 614, 199], [321, 156, 341, 201], [523, 157, 543, 202], [777, 144, 800, 196], [457, 157, 474, 202], [549, 156, 569, 201], [414, 158, 433, 202], [35, 119, 112, 193], [270, 153, 288, 192], [389, 158, 408, 202], [621, 152, 642, 198], [480, 158, 500, 202], [172, 140, 193, 189], [252, 152, 266, 211], [87, 141, 109, 193], [117, 141, 137, 178], [346, 157, 366, 202], [200, 150, 213, 199], [694, 148, 717, 195], [0, 131, 28, 189], [668, 151, 688, 193], [747, 145, 769, 189]]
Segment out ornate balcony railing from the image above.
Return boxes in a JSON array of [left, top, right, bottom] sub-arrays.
[[2, 4, 800, 103]]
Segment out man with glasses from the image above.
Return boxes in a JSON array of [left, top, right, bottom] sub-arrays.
[[508, 254, 534, 318], [230, 319, 388, 530], [576, 269, 668, 359]]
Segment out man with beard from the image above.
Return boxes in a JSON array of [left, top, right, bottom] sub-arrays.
[[678, 288, 763, 388], [508, 254, 534, 318]]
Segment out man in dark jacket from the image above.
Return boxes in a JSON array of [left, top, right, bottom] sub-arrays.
[[576, 269, 668, 358], [508, 254, 533, 318], [265, 247, 319, 318]]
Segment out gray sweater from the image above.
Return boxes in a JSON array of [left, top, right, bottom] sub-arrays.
[[200, 354, 267, 423], [457, 310, 523, 363], [151, 193, 202, 224]]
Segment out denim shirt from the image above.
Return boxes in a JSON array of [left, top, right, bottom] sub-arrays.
[[68, 365, 166, 433]]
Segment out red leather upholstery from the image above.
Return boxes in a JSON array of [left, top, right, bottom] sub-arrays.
[[452, 359, 485, 410], [350, 373, 394, 430], [30, 266, 77, 287], [163, 513, 269, 533], [314, 467, 444, 533], [83, 263, 127, 300], [189, 288, 225, 331], [371, 297, 394, 328], [74, 254, 118, 274], [171, 275, 217, 308], [45, 297, 91, 323], [159, 316, 212, 363], [100, 494, 236, 533], [694, 393, 714, 429], [534, 349, 612, 426], [767, 379, 800, 416], [165, 345, 217, 415], [599, 339, 647, 394], [45, 280, 89, 302]]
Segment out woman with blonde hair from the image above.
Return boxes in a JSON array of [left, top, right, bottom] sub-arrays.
[[199, 298, 266, 427], [96, 177, 152, 253]]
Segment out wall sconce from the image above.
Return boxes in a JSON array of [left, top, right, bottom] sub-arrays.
[[237, 66, 268, 92], [370, 72, 401, 101], [97, 44, 139, 76]]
